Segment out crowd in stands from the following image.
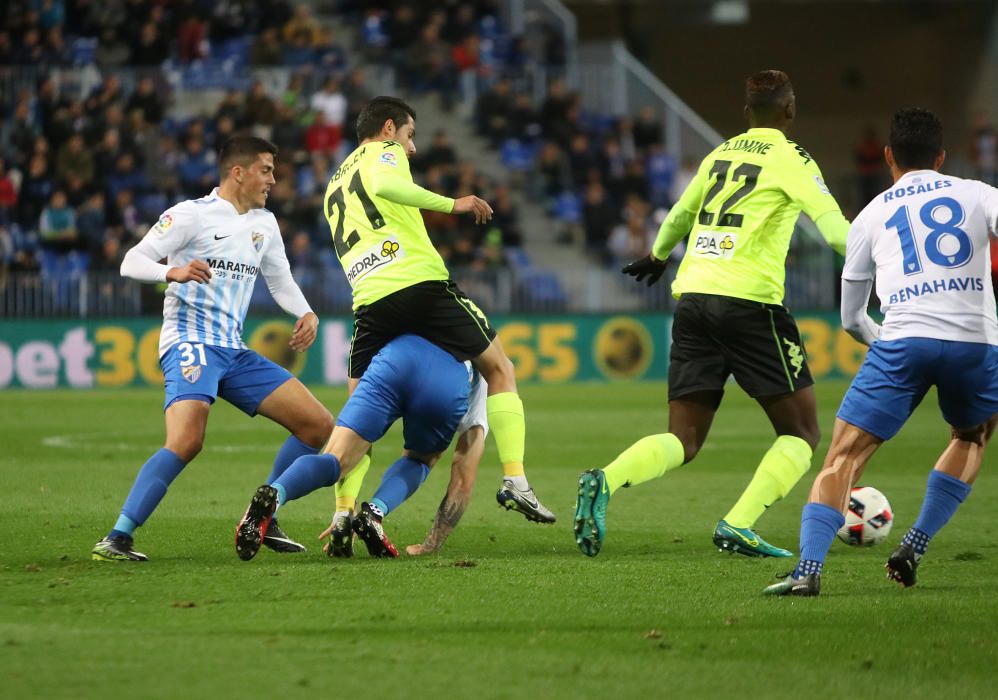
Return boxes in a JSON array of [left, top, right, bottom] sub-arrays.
[[0, 0, 528, 313]]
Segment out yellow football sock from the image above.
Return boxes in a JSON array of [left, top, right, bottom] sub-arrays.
[[335, 453, 371, 512], [486, 392, 526, 477], [602, 433, 685, 495], [723, 435, 812, 528]]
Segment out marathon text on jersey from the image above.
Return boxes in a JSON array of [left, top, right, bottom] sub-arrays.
[[206, 258, 259, 276]]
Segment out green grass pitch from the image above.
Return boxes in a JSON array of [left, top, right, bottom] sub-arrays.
[[2, 381, 997, 699]]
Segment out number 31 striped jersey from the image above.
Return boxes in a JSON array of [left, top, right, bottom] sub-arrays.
[[843, 171, 998, 344]]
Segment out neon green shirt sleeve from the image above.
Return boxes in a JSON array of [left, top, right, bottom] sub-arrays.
[[367, 144, 455, 213], [651, 166, 707, 260], [814, 210, 849, 256]]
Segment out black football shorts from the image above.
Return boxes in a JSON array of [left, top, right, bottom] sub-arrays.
[[349, 280, 496, 379], [668, 292, 814, 402]]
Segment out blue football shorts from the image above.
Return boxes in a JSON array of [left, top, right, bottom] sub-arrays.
[[337, 339, 470, 455], [161, 341, 294, 415], [837, 337, 998, 440]]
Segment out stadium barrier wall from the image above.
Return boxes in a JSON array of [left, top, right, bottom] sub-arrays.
[[0, 314, 867, 389]]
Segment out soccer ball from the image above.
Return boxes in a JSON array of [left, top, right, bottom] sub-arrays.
[[836, 486, 894, 546]]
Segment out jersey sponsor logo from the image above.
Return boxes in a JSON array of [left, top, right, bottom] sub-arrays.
[[887, 276, 984, 304], [345, 237, 405, 287], [813, 175, 830, 195], [882, 178, 952, 202], [252, 231, 265, 252], [155, 213, 174, 234], [206, 258, 260, 276], [379, 151, 398, 168], [181, 364, 202, 383], [691, 231, 737, 259]]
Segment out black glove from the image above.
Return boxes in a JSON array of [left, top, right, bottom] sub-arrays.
[[621, 254, 667, 287]]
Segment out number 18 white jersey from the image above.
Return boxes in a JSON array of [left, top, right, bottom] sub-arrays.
[[843, 170, 998, 344]]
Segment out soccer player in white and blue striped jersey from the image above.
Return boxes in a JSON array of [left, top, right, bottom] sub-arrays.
[[765, 109, 998, 596], [92, 136, 334, 562]]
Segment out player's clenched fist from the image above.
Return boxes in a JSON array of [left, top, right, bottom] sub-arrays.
[[167, 259, 212, 284], [452, 195, 493, 224]]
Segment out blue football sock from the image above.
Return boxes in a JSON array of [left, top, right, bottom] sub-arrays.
[[793, 502, 845, 579], [903, 470, 972, 556], [370, 456, 430, 518], [273, 454, 341, 505], [109, 515, 138, 539], [112, 448, 187, 537], [266, 435, 319, 485]]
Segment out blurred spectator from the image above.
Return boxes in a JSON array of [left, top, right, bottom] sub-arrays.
[[43, 26, 69, 66], [177, 14, 209, 63], [283, 27, 315, 66], [414, 129, 457, 174], [533, 140, 570, 207], [305, 112, 342, 156], [646, 143, 677, 208], [490, 183, 522, 247], [125, 76, 166, 125], [106, 153, 150, 200], [451, 33, 481, 74], [96, 27, 130, 68], [38, 0, 66, 30], [971, 115, 997, 186], [177, 136, 216, 198], [149, 134, 180, 196], [108, 188, 140, 239], [408, 22, 456, 108], [632, 106, 663, 151], [18, 154, 53, 229], [854, 125, 886, 207], [607, 197, 655, 265], [583, 181, 616, 258], [475, 78, 512, 143], [244, 81, 277, 130], [283, 4, 321, 45], [670, 157, 698, 206], [55, 133, 95, 185], [310, 76, 347, 130], [77, 191, 108, 255], [250, 28, 284, 66], [288, 230, 322, 284], [215, 89, 244, 123], [7, 100, 38, 166], [271, 104, 305, 155], [315, 28, 347, 71], [343, 68, 373, 138], [38, 190, 78, 251], [566, 133, 597, 189], [131, 21, 169, 65], [93, 235, 126, 274], [0, 158, 18, 225]]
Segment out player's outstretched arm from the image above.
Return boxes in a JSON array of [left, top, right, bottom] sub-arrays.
[[406, 426, 484, 556]]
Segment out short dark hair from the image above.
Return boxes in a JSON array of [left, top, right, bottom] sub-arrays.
[[745, 70, 794, 116], [889, 108, 943, 170], [218, 136, 277, 177], [356, 96, 416, 141]]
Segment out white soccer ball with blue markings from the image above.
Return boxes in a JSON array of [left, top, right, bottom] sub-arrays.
[[836, 486, 894, 546]]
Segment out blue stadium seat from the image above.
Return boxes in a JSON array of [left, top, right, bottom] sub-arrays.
[[71, 37, 98, 66], [515, 269, 567, 310], [504, 246, 531, 270]]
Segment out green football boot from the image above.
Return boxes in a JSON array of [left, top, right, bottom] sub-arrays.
[[713, 519, 792, 558], [574, 469, 610, 557]]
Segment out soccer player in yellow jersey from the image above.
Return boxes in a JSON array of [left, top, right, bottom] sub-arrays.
[[321, 96, 555, 534], [574, 70, 851, 558]]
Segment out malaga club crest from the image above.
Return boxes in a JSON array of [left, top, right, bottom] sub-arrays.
[[181, 365, 202, 383], [252, 231, 264, 252]]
